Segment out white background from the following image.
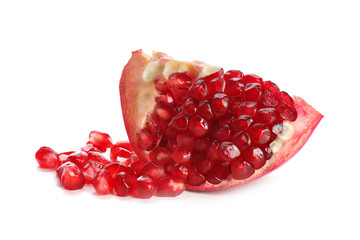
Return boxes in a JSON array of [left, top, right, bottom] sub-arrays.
[[1, 0, 359, 239]]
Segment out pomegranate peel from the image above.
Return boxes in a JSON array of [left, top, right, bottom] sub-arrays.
[[120, 50, 323, 191]]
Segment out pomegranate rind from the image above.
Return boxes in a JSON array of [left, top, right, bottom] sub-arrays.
[[186, 96, 323, 191], [120, 50, 323, 191]]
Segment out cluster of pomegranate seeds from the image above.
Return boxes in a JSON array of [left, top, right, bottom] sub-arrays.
[[137, 69, 297, 186], [35, 130, 185, 198]]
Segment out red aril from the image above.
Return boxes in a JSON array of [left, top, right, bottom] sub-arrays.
[[89, 130, 113, 151], [93, 169, 114, 195], [57, 151, 75, 167], [120, 50, 323, 191], [114, 172, 137, 197], [57, 162, 85, 190], [132, 175, 156, 199], [82, 160, 105, 184], [104, 162, 134, 179], [35, 147, 59, 169], [156, 177, 185, 197], [68, 152, 89, 168]]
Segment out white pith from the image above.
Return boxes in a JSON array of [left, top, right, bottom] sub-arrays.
[[140, 51, 293, 162]]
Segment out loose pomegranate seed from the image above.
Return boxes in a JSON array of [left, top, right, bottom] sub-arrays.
[[111, 141, 133, 152], [57, 151, 75, 167], [129, 159, 146, 177], [93, 169, 114, 195], [231, 159, 255, 180], [133, 175, 156, 199], [89, 130, 113, 150], [218, 142, 241, 162], [114, 172, 137, 197], [57, 162, 85, 190], [88, 151, 111, 165], [81, 143, 102, 153], [156, 177, 185, 197], [110, 144, 132, 162], [141, 162, 166, 181], [104, 162, 134, 179], [68, 151, 89, 168], [35, 146, 59, 169], [82, 160, 105, 184], [188, 115, 210, 138], [245, 147, 266, 169]]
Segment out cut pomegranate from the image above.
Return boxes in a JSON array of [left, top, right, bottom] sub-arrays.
[[35, 147, 59, 169], [120, 50, 323, 191]]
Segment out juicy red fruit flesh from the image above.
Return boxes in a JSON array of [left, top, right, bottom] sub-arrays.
[[134, 68, 299, 187], [57, 162, 85, 190], [35, 147, 59, 169]]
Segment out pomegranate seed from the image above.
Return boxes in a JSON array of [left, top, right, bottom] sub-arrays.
[[133, 175, 156, 199], [212, 124, 231, 141], [224, 70, 244, 81], [104, 163, 134, 179], [82, 160, 105, 184], [218, 142, 241, 162], [187, 168, 206, 186], [237, 102, 258, 117], [136, 128, 156, 151], [231, 160, 255, 180], [183, 98, 198, 116], [245, 147, 266, 169], [154, 79, 168, 94], [57, 151, 75, 167], [35, 146, 59, 169], [255, 108, 277, 125], [225, 77, 245, 97], [176, 133, 194, 150], [260, 90, 279, 107], [203, 68, 224, 81], [68, 152, 89, 168], [263, 81, 280, 95], [272, 122, 283, 135], [169, 164, 189, 182], [210, 93, 229, 119], [189, 79, 209, 100], [153, 105, 175, 124], [196, 157, 215, 174], [128, 159, 146, 177], [230, 115, 253, 132], [193, 137, 209, 151], [208, 77, 226, 95], [233, 131, 251, 149], [81, 143, 102, 153], [89, 130, 113, 150], [279, 91, 294, 106], [156, 177, 185, 197], [141, 162, 166, 181], [243, 74, 263, 84], [188, 115, 210, 138], [248, 123, 271, 145], [167, 72, 193, 104], [110, 144, 132, 162], [169, 114, 188, 132], [93, 169, 114, 195], [149, 146, 173, 165], [206, 140, 221, 161], [206, 164, 230, 184], [172, 148, 192, 164], [243, 83, 263, 101], [197, 100, 214, 120], [57, 162, 85, 190], [114, 172, 137, 197], [263, 146, 273, 160], [156, 92, 174, 106], [88, 151, 111, 165], [277, 105, 297, 121]]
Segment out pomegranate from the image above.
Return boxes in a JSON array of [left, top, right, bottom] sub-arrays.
[[119, 50, 323, 191]]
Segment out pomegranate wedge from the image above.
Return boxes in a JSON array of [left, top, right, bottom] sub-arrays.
[[120, 50, 323, 191]]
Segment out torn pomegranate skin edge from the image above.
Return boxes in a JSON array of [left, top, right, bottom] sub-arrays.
[[120, 50, 323, 191]]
